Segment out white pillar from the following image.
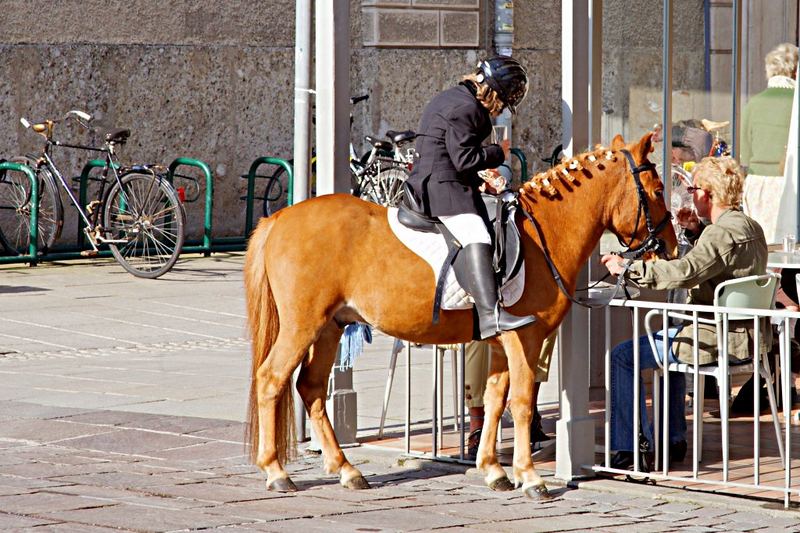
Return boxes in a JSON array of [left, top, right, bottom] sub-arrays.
[[313, 2, 356, 448], [292, 0, 313, 204], [556, 0, 602, 481], [315, 0, 351, 195]]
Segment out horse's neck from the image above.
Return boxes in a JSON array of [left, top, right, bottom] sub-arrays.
[[527, 188, 608, 292]]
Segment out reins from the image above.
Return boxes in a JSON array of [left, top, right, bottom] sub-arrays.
[[518, 148, 670, 309]]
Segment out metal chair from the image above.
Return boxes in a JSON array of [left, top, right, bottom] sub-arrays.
[[645, 273, 784, 468], [378, 340, 461, 440]]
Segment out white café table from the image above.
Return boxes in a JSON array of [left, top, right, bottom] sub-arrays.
[[768, 250, 800, 270]]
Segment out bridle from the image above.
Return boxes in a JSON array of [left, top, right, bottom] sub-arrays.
[[519, 148, 673, 309], [615, 149, 673, 260]]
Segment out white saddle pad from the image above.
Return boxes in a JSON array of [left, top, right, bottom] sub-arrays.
[[387, 208, 525, 310]]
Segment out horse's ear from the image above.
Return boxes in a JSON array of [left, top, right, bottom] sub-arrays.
[[634, 132, 655, 156], [611, 134, 626, 150]]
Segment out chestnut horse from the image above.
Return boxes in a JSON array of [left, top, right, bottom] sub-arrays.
[[244, 132, 677, 499]]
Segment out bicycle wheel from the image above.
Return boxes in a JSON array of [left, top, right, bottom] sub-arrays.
[[363, 167, 409, 207], [0, 156, 63, 255], [103, 171, 185, 279]]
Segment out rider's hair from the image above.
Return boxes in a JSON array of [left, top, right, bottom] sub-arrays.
[[462, 73, 505, 116], [765, 42, 799, 79], [693, 156, 744, 208]]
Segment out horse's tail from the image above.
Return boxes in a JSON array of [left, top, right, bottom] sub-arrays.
[[244, 217, 295, 465]]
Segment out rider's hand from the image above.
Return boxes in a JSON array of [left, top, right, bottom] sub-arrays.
[[601, 254, 629, 276], [479, 169, 506, 194]]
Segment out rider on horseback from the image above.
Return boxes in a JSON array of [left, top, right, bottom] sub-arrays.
[[405, 55, 536, 339]]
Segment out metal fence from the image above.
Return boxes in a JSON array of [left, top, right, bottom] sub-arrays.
[[596, 298, 800, 508]]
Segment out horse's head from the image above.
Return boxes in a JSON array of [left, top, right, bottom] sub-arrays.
[[607, 132, 678, 259]]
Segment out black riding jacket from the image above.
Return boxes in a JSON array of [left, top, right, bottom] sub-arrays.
[[406, 81, 505, 217]]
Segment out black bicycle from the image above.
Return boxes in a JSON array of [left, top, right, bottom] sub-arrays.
[[0, 110, 186, 278]]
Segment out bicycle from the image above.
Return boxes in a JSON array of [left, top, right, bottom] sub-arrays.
[[349, 129, 416, 208], [0, 110, 186, 278], [260, 95, 416, 215]]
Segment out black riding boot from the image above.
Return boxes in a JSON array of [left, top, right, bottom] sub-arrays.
[[455, 243, 536, 339]]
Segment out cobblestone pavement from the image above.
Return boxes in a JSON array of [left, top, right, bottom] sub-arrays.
[[1, 255, 799, 532]]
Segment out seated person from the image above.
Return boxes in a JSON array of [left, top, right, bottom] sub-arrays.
[[601, 156, 768, 470], [652, 119, 715, 166]]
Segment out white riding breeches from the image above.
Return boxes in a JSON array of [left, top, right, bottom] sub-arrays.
[[438, 213, 491, 246]]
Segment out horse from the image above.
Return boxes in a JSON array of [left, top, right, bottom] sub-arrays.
[[243, 132, 678, 499]]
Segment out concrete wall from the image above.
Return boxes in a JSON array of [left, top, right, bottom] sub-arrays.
[[0, 0, 786, 245]]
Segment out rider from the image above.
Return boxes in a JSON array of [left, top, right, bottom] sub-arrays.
[[405, 55, 536, 339]]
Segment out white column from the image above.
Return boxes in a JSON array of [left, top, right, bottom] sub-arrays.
[[556, 0, 602, 481], [315, 0, 351, 195], [292, 0, 313, 204]]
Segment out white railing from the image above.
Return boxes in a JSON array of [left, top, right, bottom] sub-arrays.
[[596, 298, 800, 508]]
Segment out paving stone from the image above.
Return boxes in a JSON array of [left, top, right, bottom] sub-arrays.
[[724, 523, 770, 532], [144, 440, 245, 462], [688, 506, 737, 519], [53, 428, 207, 455], [613, 506, 660, 519], [0, 491, 115, 514], [656, 502, 701, 514], [317, 506, 482, 531], [141, 481, 278, 504], [467, 512, 638, 532], [0, 511, 58, 529], [37, 503, 252, 531], [678, 526, 721, 533], [204, 495, 383, 521]]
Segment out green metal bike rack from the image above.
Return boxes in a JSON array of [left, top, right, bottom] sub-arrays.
[[243, 157, 293, 238], [510, 148, 529, 184], [0, 162, 39, 265], [167, 157, 215, 255]]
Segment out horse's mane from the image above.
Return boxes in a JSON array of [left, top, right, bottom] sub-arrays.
[[520, 145, 619, 201]]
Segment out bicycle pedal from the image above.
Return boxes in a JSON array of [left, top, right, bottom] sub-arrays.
[[80, 250, 99, 257]]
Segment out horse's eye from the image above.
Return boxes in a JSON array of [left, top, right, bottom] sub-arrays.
[[654, 190, 664, 199]]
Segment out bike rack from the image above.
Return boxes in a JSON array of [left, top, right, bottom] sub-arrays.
[[510, 148, 529, 184], [166, 157, 217, 255], [242, 156, 293, 238], [0, 162, 39, 264]]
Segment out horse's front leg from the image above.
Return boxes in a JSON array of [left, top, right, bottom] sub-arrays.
[[296, 321, 369, 490], [503, 331, 553, 500], [476, 347, 515, 491]]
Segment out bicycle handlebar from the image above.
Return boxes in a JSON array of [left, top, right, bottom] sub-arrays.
[[19, 109, 93, 134]]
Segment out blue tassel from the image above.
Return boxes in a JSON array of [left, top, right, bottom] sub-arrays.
[[338, 323, 372, 368]]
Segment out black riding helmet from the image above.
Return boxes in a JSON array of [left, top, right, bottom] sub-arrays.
[[476, 55, 529, 114]]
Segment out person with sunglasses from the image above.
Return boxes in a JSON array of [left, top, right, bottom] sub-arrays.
[[600, 156, 768, 471]]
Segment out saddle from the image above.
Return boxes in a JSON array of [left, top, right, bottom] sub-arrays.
[[397, 183, 524, 323]]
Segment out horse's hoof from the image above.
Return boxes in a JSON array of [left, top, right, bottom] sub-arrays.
[[523, 483, 553, 501], [267, 477, 298, 493], [343, 475, 371, 490], [488, 476, 515, 492]]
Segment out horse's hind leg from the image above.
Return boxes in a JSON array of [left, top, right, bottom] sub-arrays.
[[255, 327, 319, 491], [296, 321, 369, 489]]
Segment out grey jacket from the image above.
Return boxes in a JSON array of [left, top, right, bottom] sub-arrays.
[[627, 209, 769, 365]]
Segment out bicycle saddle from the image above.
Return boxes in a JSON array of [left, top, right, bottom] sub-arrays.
[[105, 128, 131, 144], [365, 135, 393, 152], [386, 130, 416, 144]]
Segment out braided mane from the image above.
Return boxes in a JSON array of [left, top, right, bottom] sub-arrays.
[[520, 146, 619, 200]]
